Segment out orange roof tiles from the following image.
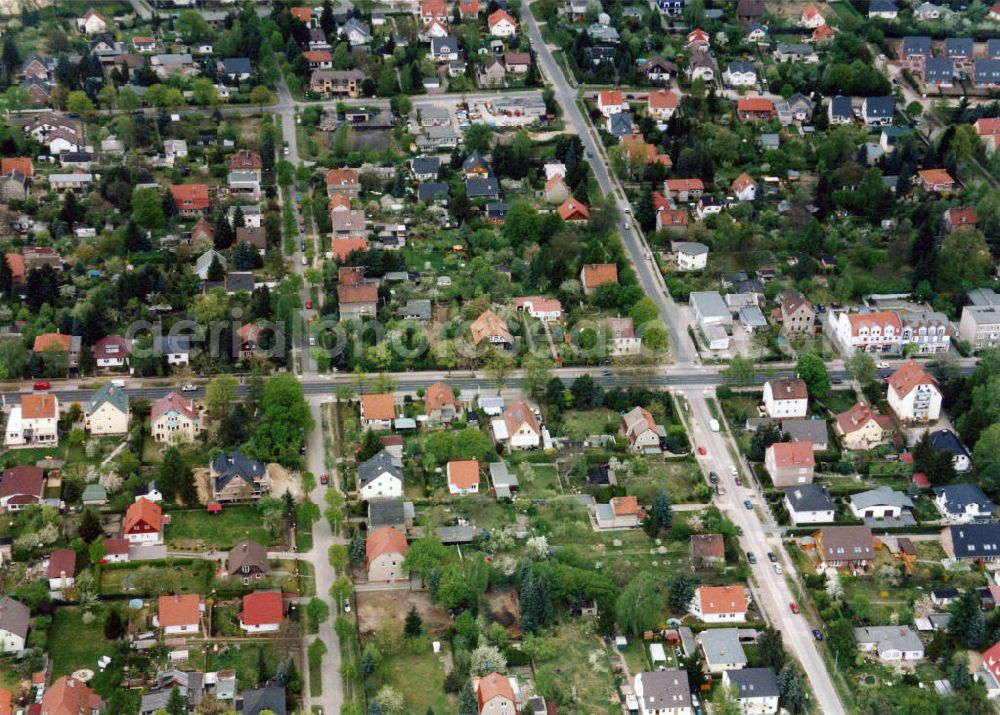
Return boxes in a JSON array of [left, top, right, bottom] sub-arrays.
[[40, 677, 101, 715], [151, 391, 197, 422], [33, 333, 71, 352], [169, 184, 210, 210], [448, 460, 480, 489], [125, 497, 162, 534], [736, 97, 775, 113], [769, 441, 815, 469], [946, 207, 978, 225], [648, 90, 678, 110], [303, 50, 333, 63], [581, 263, 618, 290], [337, 282, 378, 304], [366, 526, 407, 567], [611, 495, 641, 516], [1, 158, 32, 179], [918, 168, 955, 186], [478, 673, 515, 710], [698, 585, 747, 615], [331, 237, 368, 261], [835, 402, 892, 435], [361, 393, 396, 421], [665, 178, 705, 192], [503, 399, 540, 437], [470, 310, 512, 345], [488, 9, 516, 28], [290, 6, 313, 23], [326, 168, 360, 187], [4, 253, 24, 283], [424, 381, 458, 415], [847, 311, 901, 336], [157, 594, 201, 627], [558, 198, 590, 221], [598, 89, 623, 107], [731, 172, 756, 191], [241, 591, 284, 626], [21, 394, 57, 419], [887, 360, 938, 399]]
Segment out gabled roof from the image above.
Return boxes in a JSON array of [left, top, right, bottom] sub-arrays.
[[358, 450, 402, 488], [950, 523, 1000, 559], [488, 9, 517, 28], [241, 591, 283, 625], [784, 483, 834, 512], [0, 596, 29, 640], [470, 310, 511, 345], [850, 486, 913, 511], [361, 393, 396, 421], [424, 381, 459, 415], [766, 377, 808, 401], [580, 263, 618, 289], [337, 282, 378, 304], [227, 540, 270, 575], [21, 394, 57, 420], [726, 668, 779, 700], [558, 198, 590, 221], [125, 497, 162, 534], [88, 383, 129, 415], [447, 460, 480, 489], [0, 467, 44, 503], [48, 549, 76, 579], [40, 677, 101, 715], [887, 360, 937, 399], [478, 673, 515, 709], [691, 534, 724, 559], [158, 594, 201, 627], [169, 184, 210, 210], [918, 168, 955, 186], [151, 391, 197, 422], [835, 402, 892, 435], [698, 585, 747, 614], [503, 399, 540, 437], [365, 526, 407, 566], [815, 526, 874, 561]]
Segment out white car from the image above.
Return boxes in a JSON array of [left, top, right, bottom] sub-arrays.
[[181, 383, 197, 392], [623, 221, 631, 230], [773, 563, 783, 575], [877, 361, 890, 369], [343, 599, 351, 613]]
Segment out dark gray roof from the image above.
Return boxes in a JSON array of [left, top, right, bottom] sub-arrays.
[[0, 596, 29, 640], [358, 449, 402, 489], [934, 483, 989, 513], [411, 156, 440, 176], [781, 418, 827, 446], [223, 57, 253, 75], [902, 36, 932, 56], [152, 334, 194, 354], [945, 37, 974, 58], [636, 670, 691, 711], [989, 39, 1000, 58], [430, 36, 458, 54], [870, 0, 898, 11], [975, 59, 1000, 85], [699, 628, 747, 666], [949, 523, 1000, 559], [418, 182, 450, 202], [925, 58, 954, 83], [863, 96, 894, 118], [239, 685, 286, 715], [368, 499, 405, 528], [608, 111, 636, 138], [726, 668, 779, 700], [226, 272, 255, 293], [851, 486, 913, 511], [212, 450, 266, 492], [465, 177, 500, 199], [462, 151, 490, 175], [930, 431, 970, 459], [398, 299, 432, 320], [727, 61, 756, 75], [784, 484, 834, 512]]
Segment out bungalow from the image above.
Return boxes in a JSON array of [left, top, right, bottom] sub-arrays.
[[620, 407, 663, 452], [692, 585, 747, 623], [470, 310, 513, 348], [942, 523, 1000, 561], [358, 450, 404, 501], [505, 52, 530, 74], [580, 263, 618, 295], [513, 296, 562, 322], [699, 628, 747, 674], [366, 526, 408, 582], [447, 460, 480, 495], [83, 383, 130, 436], [849, 486, 914, 520], [869, 0, 899, 18], [918, 168, 956, 193], [133, 37, 158, 53], [783, 484, 835, 525], [854, 626, 925, 662], [303, 50, 333, 69], [124, 497, 163, 545], [0, 467, 45, 512], [772, 42, 818, 63], [493, 399, 541, 450], [156, 594, 202, 635], [765, 442, 815, 487], [240, 591, 284, 633], [813, 526, 875, 570], [835, 402, 894, 450], [934, 483, 992, 522], [465, 177, 501, 200], [591, 495, 644, 530], [360, 394, 396, 430]]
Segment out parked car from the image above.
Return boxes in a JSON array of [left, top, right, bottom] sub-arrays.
[[812, 629, 824, 641], [33, 381, 50, 390], [715, 485, 725, 496], [767, 552, 777, 562], [601, 369, 612, 376], [343, 599, 351, 613], [708, 472, 719, 484], [790, 602, 800, 614], [305, 300, 313, 309], [320, 474, 329, 485], [181, 384, 196, 392], [877, 361, 889, 369], [773, 563, 783, 575], [698, 446, 707, 455], [746, 552, 757, 564], [743, 500, 753, 510]]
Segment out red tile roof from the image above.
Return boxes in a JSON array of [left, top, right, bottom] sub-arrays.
[[580, 263, 618, 289], [4, 253, 24, 283], [33, 333, 71, 352], [598, 90, 623, 107], [125, 497, 162, 535], [40, 676, 100, 715], [503, 399, 540, 437], [21, 394, 57, 420], [337, 282, 378, 304], [478, 673, 515, 710], [169, 184, 210, 211], [447, 460, 480, 489], [47, 549, 76, 579], [151, 391, 197, 422], [846, 311, 901, 336], [229, 149, 262, 171], [241, 591, 284, 626], [290, 6, 313, 23], [366, 526, 407, 567], [558, 198, 590, 221], [769, 441, 815, 469], [888, 360, 937, 399], [736, 97, 775, 113], [94, 336, 131, 361], [0, 467, 44, 504], [918, 168, 955, 186], [698, 585, 746, 615], [648, 90, 678, 110], [158, 594, 201, 627], [1, 158, 32, 179], [488, 9, 517, 28], [424, 381, 458, 415], [326, 168, 360, 187], [946, 207, 978, 226], [331, 237, 368, 261], [361, 394, 395, 421], [665, 178, 705, 192]]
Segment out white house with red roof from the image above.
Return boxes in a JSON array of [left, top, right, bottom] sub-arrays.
[[124, 497, 163, 545], [513, 296, 562, 322], [76, 8, 107, 35], [887, 361, 941, 422], [447, 460, 480, 495], [597, 90, 624, 117], [492, 400, 541, 450], [833, 310, 902, 355], [686, 28, 710, 50], [647, 90, 678, 120], [240, 591, 284, 633], [975, 118, 1000, 153], [47, 549, 76, 593], [800, 4, 826, 27], [488, 9, 517, 36], [691, 585, 747, 623], [94, 336, 131, 368], [979, 641, 1000, 697], [0, 467, 44, 512], [150, 391, 203, 444]]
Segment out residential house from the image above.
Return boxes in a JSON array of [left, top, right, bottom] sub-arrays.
[[94, 336, 131, 369], [470, 310, 513, 348], [221, 58, 253, 81], [340, 18, 372, 45], [466, 177, 500, 200], [543, 175, 570, 203], [424, 381, 462, 422], [944, 207, 978, 232], [326, 168, 361, 198], [488, 9, 517, 36], [366, 526, 407, 582], [800, 4, 825, 27], [226, 540, 270, 583], [150, 391, 202, 444], [763, 377, 808, 418], [773, 42, 818, 63], [77, 8, 107, 34], [5, 394, 59, 447], [240, 591, 284, 633], [493, 399, 541, 450], [723, 669, 779, 715], [918, 168, 956, 193], [975, 117, 1000, 153], [505, 52, 530, 74], [849, 486, 914, 520], [47, 549, 76, 592], [558, 197, 590, 222], [723, 61, 757, 87], [447, 460, 480, 495], [429, 36, 460, 61], [411, 156, 441, 181], [459, 0, 479, 18], [477, 672, 520, 715], [0, 597, 29, 652], [580, 263, 618, 295], [620, 407, 663, 452], [358, 450, 404, 501], [664, 178, 705, 203], [41, 677, 101, 715], [170, 185, 210, 217], [513, 296, 562, 322], [673, 242, 708, 270], [479, 58, 507, 88], [591, 495, 644, 529], [33, 332, 80, 368], [779, 291, 816, 335], [597, 89, 624, 117], [960, 302, 1000, 350], [835, 402, 894, 450], [156, 594, 202, 635], [310, 70, 365, 97], [887, 361, 941, 423], [861, 96, 894, 126], [869, 0, 899, 18], [783, 484, 835, 525], [0, 467, 45, 512], [935, 482, 992, 525], [124, 497, 163, 545], [211, 451, 269, 503], [813, 526, 875, 570], [687, 49, 715, 81], [942, 523, 1000, 561], [829, 96, 856, 126], [765, 441, 815, 487], [699, 628, 748, 674], [647, 90, 678, 120], [687, 28, 710, 50], [83, 383, 130, 436], [606, 317, 642, 356], [925, 57, 955, 87], [736, 0, 767, 23], [690, 534, 725, 566], [854, 626, 925, 662], [360, 394, 396, 430], [337, 283, 379, 321], [692, 585, 747, 623], [731, 172, 757, 201], [303, 50, 333, 69], [634, 670, 692, 715]]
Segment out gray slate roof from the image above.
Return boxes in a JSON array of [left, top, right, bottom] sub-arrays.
[[0, 596, 29, 640], [853, 625, 923, 653], [781, 418, 827, 446], [851, 486, 913, 511], [726, 668, 779, 700], [699, 628, 747, 666], [368, 499, 411, 528], [784, 483, 834, 512], [358, 449, 403, 489], [637, 669, 691, 711]]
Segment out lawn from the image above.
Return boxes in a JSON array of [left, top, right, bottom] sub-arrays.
[[815, 389, 859, 416], [535, 621, 619, 715], [630, 460, 708, 503], [98, 560, 214, 596], [385, 644, 455, 715], [167, 506, 279, 550], [48, 607, 115, 677], [0, 447, 61, 468], [560, 409, 619, 440], [205, 643, 280, 689], [515, 462, 562, 496]]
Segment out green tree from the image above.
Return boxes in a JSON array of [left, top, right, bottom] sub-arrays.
[[204, 374, 239, 419], [166, 686, 186, 715], [104, 608, 125, 641], [845, 351, 876, 386], [463, 124, 493, 154], [974, 423, 1000, 473], [132, 187, 167, 229], [191, 77, 219, 106], [331, 575, 354, 604], [644, 489, 672, 536], [666, 572, 695, 613], [520, 569, 554, 633], [66, 91, 94, 114], [722, 355, 755, 387], [244, 373, 314, 467], [616, 573, 663, 634], [458, 681, 478, 715], [711, 685, 741, 715], [404, 606, 423, 637], [796, 353, 830, 398], [757, 626, 785, 672], [949, 588, 986, 649], [176, 10, 212, 42], [776, 663, 806, 714], [0, 341, 27, 380], [78, 509, 103, 543], [117, 87, 140, 111], [521, 355, 554, 398], [250, 86, 276, 108], [307, 597, 330, 630], [357, 429, 384, 462], [938, 227, 993, 292], [402, 538, 447, 580], [349, 529, 365, 563]]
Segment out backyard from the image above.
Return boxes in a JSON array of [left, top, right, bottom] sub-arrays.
[[384, 643, 455, 715], [48, 607, 115, 677], [167, 506, 280, 550]]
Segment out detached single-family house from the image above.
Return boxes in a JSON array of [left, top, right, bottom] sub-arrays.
[[226, 540, 270, 583], [580, 263, 618, 295], [934, 483, 993, 522], [0, 467, 45, 512], [699, 628, 747, 673], [558, 198, 591, 223], [156, 594, 202, 635], [42, 677, 101, 715], [673, 242, 708, 270], [647, 90, 678, 120], [692, 585, 747, 623], [813, 526, 875, 570], [763, 377, 808, 418], [211, 451, 268, 503], [835, 402, 894, 450], [0, 597, 29, 652], [634, 670, 691, 715], [77, 9, 107, 34], [487, 9, 517, 37], [493, 400, 542, 450], [513, 296, 562, 322], [470, 310, 513, 348], [94, 336, 131, 368], [150, 391, 202, 444], [730, 172, 757, 201], [240, 591, 284, 633], [918, 168, 956, 194], [5, 394, 59, 447], [366, 526, 408, 582], [124, 497, 163, 545], [597, 89, 624, 117], [620, 406, 663, 452], [477, 672, 520, 715], [424, 381, 462, 422], [360, 394, 396, 430], [84, 383, 130, 436], [723, 669, 779, 715], [358, 450, 404, 502], [591, 496, 644, 530], [861, 96, 894, 126], [447, 460, 480, 495], [942, 523, 1000, 562], [690, 534, 725, 566], [854, 626, 924, 662], [765, 442, 815, 487], [783, 484, 835, 525], [48, 549, 76, 593], [931, 430, 972, 472]]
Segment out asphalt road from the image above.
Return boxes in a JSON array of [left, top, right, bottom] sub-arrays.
[[521, 2, 696, 363], [685, 392, 846, 715]]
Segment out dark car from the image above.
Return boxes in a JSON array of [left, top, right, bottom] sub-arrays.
[[736, 526, 743, 536], [708, 472, 719, 484], [767, 552, 777, 563], [744, 500, 753, 510], [746, 552, 757, 564], [813, 629, 824, 640]]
